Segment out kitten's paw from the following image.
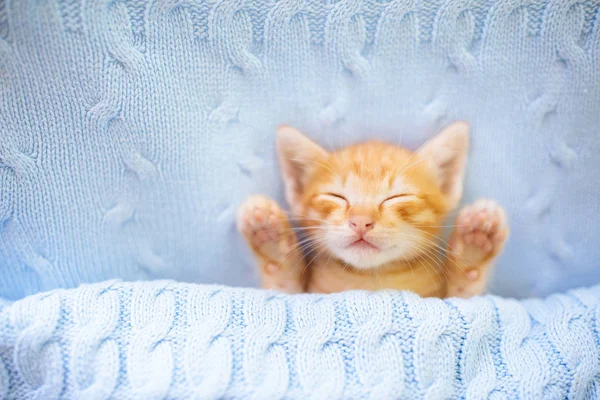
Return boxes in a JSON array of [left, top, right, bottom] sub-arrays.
[[237, 195, 294, 262], [446, 199, 508, 298], [451, 199, 508, 267]]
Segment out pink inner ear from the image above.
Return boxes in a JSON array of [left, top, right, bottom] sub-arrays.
[[278, 151, 313, 205], [439, 155, 466, 201], [276, 126, 328, 206], [416, 122, 469, 208]]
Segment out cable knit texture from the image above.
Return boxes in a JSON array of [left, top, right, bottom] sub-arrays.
[[0, 281, 599, 398], [1, 1, 600, 397], [1, 0, 599, 300]]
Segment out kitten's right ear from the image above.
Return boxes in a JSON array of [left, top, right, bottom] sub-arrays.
[[276, 126, 328, 206]]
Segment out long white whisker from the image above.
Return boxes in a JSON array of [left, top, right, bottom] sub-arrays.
[[301, 242, 330, 276]]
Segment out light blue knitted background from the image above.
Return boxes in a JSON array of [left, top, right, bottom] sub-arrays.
[[1, 0, 600, 301], [1, 280, 600, 399]]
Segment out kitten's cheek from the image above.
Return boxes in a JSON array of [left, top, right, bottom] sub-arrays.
[[326, 232, 346, 249], [327, 211, 346, 223]]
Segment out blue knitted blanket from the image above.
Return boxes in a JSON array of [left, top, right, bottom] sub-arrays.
[[1, 281, 599, 399], [1, 0, 600, 301], [2, 0, 600, 398]]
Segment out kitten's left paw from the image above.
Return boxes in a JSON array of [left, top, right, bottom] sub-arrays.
[[451, 199, 508, 267], [445, 200, 508, 298]]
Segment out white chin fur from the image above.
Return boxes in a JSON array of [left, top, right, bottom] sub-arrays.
[[329, 245, 401, 270], [324, 227, 421, 270], [341, 251, 392, 269], [328, 237, 419, 270]]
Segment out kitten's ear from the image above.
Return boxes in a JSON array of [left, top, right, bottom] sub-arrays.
[[417, 121, 469, 209], [276, 125, 328, 205]]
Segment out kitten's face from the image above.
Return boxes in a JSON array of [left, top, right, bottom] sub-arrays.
[[277, 123, 469, 270]]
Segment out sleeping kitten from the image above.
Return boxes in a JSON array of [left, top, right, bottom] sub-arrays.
[[237, 122, 508, 298]]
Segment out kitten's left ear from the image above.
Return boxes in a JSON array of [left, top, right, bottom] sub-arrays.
[[417, 121, 470, 209]]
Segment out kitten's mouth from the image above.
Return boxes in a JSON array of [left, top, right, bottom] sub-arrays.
[[348, 239, 379, 251]]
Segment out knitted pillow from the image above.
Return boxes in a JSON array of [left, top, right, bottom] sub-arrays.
[[1, 0, 599, 300]]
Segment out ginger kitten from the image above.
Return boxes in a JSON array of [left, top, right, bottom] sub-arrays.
[[237, 122, 508, 298]]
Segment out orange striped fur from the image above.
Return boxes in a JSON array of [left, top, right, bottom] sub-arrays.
[[238, 122, 508, 298]]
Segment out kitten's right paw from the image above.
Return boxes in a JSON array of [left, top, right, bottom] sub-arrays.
[[237, 195, 294, 263]]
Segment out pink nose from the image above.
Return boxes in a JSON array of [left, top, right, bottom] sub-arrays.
[[348, 215, 375, 235]]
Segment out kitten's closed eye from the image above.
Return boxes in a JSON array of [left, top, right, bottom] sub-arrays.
[[316, 193, 348, 207], [381, 194, 419, 206]]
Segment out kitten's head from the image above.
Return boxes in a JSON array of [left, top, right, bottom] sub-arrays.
[[277, 122, 469, 270]]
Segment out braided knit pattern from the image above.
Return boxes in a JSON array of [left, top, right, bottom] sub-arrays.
[[0, 281, 599, 398], [1, 0, 600, 301]]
